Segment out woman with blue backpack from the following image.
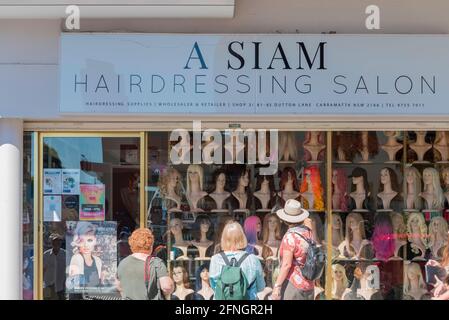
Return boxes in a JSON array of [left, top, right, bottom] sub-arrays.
[[271, 199, 325, 300], [209, 221, 266, 300]]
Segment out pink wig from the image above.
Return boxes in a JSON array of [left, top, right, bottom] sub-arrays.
[[372, 213, 395, 261], [332, 168, 349, 212], [244, 215, 262, 254]]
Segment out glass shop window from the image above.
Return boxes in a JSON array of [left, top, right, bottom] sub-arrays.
[[41, 136, 140, 300], [147, 130, 328, 300]]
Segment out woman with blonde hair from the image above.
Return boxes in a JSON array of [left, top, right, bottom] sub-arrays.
[[209, 222, 265, 300]]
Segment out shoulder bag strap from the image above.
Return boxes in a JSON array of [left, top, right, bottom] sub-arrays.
[[220, 251, 232, 266], [235, 252, 250, 267]]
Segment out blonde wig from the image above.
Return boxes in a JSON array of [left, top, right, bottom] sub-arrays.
[[262, 213, 282, 244], [344, 212, 366, 256], [406, 212, 428, 247], [186, 164, 204, 195], [428, 216, 449, 249], [404, 165, 422, 210], [403, 262, 427, 296], [331, 264, 349, 299], [422, 167, 444, 210], [159, 167, 183, 198]]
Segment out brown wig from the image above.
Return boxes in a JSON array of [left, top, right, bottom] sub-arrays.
[[279, 167, 299, 191]]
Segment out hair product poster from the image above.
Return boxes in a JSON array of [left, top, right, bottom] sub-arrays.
[[79, 184, 105, 221], [62, 169, 80, 195], [43, 195, 62, 222], [65, 221, 117, 293], [43, 169, 62, 194]]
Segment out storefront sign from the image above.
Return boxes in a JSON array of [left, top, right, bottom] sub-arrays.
[[60, 34, 449, 115]]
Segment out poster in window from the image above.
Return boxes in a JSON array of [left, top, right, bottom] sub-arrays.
[[79, 184, 105, 221], [43, 195, 62, 222], [62, 169, 80, 195], [120, 144, 139, 164], [65, 221, 117, 294], [43, 169, 62, 194]]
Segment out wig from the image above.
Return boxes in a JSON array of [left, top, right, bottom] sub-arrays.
[[433, 131, 449, 161], [442, 244, 449, 268], [195, 262, 211, 292], [350, 167, 370, 198], [354, 131, 379, 157], [255, 174, 276, 196], [231, 166, 251, 192], [422, 167, 444, 210], [172, 265, 191, 289], [428, 216, 449, 249], [210, 168, 228, 193], [403, 263, 427, 296], [279, 166, 299, 193], [391, 212, 408, 242], [441, 167, 449, 189], [262, 213, 282, 244], [406, 212, 428, 247], [378, 167, 400, 193], [404, 165, 423, 210], [332, 213, 345, 245], [193, 214, 214, 242], [309, 212, 324, 244], [372, 213, 395, 261], [332, 131, 358, 162], [159, 167, 183, 198], [244, 215, 262, 254], [331, 264, 349, 299], [344, 212, 367, 257], [303, 131, 326, 161], [71, 221, 97, 255], [332, 169, 349, 212], [186, 164, 204, 195], [300, 166, 324, 211], [278, 131, 298, 161]]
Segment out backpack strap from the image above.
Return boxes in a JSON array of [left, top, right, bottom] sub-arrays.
[[220, 251, 232, 266], [144, 256, 153, 298], [235, 252, 250, 267]]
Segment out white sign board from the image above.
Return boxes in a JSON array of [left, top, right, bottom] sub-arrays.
[[60, 34, 449, 115]]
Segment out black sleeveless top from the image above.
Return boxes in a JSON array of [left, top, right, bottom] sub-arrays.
[[83, 256, 100, 287]]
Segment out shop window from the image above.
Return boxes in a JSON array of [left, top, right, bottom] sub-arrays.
[[147, 131, 327, 300], [41, 136, 140, 300]]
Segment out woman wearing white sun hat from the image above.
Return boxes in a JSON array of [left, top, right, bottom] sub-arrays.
[[271, 199, 314, 300]]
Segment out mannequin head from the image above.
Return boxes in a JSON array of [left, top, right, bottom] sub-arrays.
[[404, 166, 422, 209], [331, 264, 349, 298], [169, 218, 184, 239], [391, 212, 407, 241], [332, 131, 358, 161], [232, 166, 251, 192], [278, 131, 298, 160], [193, 214, 214, 242], [354, 131, 379, 155], [332, 169, 349, 211], [345, 212, 366, 253], [195, 262, 210, 291], [211, 168, 228, 193], [244, 216, 262, 254], [350, 167, 369, 195], [372, 213, 395, 261], [403, 263, 426, 295], [378, 167, 399, 192], [309, 212, 324, 244], [186, 164, 204, 194], [442, 167, 449, 187], [303, 131, 325, 161], [255, 174, 276, 195], [406, 212, 428, 246], [172, 265, 191, 288], [422, 167, 444, 209], [262, 213, 282, 243], [280, 167, 299, 191], [159, 167, 182, 197], [332, 213, 344, 242], [429, 216, 449, 247], [300, 166, 324, 211]]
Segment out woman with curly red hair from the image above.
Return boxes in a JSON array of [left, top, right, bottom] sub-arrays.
[[116, 228, 174, 300]]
